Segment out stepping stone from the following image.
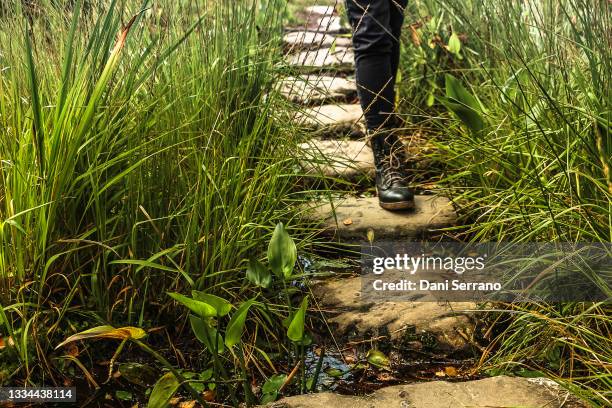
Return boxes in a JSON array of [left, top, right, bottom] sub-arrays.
[[277, 75, 356, 104], [316, 15, 344, 33], [286, 47, 354, 71], [299, 140, 374, 179], [313, 276, 476, 352], [305, 5, 335, 16], [265, 376, 583, 408], [308, 195, 457, 240], [294, 104, 363, 132], [283, 31, 351, 51]]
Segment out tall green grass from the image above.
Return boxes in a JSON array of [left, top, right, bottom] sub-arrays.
[[398, 0, 610, 405], [0, 0, 307, 384]]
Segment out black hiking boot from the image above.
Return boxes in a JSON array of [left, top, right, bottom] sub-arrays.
[[370, 131, 415, 211]]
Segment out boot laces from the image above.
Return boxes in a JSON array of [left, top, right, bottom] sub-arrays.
[[379, 144, 406, 187]]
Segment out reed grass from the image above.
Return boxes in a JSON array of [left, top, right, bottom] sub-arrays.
[[398, 0, 610, 405], [0, 0, 310, 385]]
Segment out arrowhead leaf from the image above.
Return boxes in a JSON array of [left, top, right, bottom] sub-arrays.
[[225, 300, 256, 348], [267, 223, 297, 279], [189, 315, 225, 353], [191, 291, 232, 316], [246, 258, 272, 288], [287, 296, 308, 342], [148, 372, 179, 408], [168, 292, 217, 318]]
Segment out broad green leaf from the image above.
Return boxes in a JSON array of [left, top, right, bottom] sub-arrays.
[[191, 291, 232, 316], [366, 349, 390, 368], [262, 373, 287, 394], [267, 223, 297, 279], [246, 258, 272, 288], [287, 297, 308, 342], [442, 75, 485, 133], [189, 315, 224, 353], [445, 74, 481, 112], [168, 292, 217, 318], [225, 300, 255, 348], [439, 98, 485, 134], [260, 392, 278, 404], [55, 325, 146, 349], [199, 369, 213, 381], [447, 32, 461, 56], [148, 372, 179, 408]]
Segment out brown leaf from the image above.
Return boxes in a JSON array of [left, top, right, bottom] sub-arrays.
[[179, 401, 196, 408], [376, 372, 397, 382], [342, 218, 353, 226], [67, 343, 80, 357], [444, 366, 458, 377], [55, 325, 146, 349], [203, 390, 216, 402]]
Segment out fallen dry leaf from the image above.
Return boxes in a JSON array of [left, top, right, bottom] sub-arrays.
[[203, 390, 216, 402], [342, 218, 353, 226], [435, 370, 445, 377], [179, 401, 196, 408], [376, 372, 397, 382], [444, 366, 458, 377]]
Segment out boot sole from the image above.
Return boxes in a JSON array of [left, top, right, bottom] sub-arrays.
[[379, 200, 415, 211]]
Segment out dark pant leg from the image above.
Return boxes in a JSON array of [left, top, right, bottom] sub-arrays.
[[346, 0, 406, 131], [389, 0, 408, 86]]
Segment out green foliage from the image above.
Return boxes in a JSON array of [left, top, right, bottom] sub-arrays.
[[287, 296, 308, 342], [168, 293, 219, 318], [189, 315, 225, 354], [224, 300, 255, 349], [261, 373, 287, 403], [246, 258, 272, 288], [191, 292, 232, 317], [366, 349, 390, 369], [399, 1, 611, 405], [166, 222, 311, 406], [0, 0, 313, 392], [440, 74, 485, 133], [148, 372, 179, 408], [267, 222, 298, 279]]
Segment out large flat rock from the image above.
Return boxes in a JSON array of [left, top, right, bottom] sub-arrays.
[[265, 376, 584, 408], [299, 139, 373, 179], [294, 104, 363, 133], [286, 47, 354, 71], [277, 76, 356, 104], [314, 276, 476, 351], [283, 31, 351, 52], [308, 195, 457, 240]]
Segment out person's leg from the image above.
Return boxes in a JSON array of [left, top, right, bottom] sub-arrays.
[[345, 0, 395, 130], [346, 0, 414, 210], [389, 0, 408, 88]]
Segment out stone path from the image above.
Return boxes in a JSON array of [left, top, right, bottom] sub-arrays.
[[271, 4, 575, 408], [265, 376, 584, 408], [307, 195, 456, 240], [313, 277, 475, 352], [299, 139, 373, 178]]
